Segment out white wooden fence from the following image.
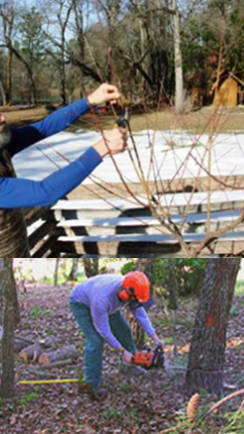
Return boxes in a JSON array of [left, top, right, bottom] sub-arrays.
[[26, 188, 244, 257]]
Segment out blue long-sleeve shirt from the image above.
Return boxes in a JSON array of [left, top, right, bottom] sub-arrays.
[[0, 98, 102, 208], [70, 274, 155, 349]]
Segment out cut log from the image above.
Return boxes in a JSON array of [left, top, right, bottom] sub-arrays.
[[14, 336, 35, 351], [19, 343, 44, 362], [39, 345, 77, 365], [19, 337, 57, 362], [14, 340, 32, 352]]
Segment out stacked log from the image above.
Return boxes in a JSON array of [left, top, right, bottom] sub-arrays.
[[18, 337, 77, 365], [39, 345, 77, 365]]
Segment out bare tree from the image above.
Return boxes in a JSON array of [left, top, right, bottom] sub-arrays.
[[172, 0, 184, 112], [0, 0, 16, 104]]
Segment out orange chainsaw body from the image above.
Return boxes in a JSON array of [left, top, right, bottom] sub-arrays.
[[131, 345, 164, 370], [132, 351, 154, 369]]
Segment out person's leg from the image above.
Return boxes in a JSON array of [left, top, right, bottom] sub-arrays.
[[109, 310, 136, 354], [69, 299, 103, 387]]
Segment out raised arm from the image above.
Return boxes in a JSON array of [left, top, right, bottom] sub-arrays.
[[9, 98, 91, 156], [8, 83, 121, 157]]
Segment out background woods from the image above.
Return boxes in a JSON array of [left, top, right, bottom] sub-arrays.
[[0, 258, 244, 433], [0, 0, 243, 107]]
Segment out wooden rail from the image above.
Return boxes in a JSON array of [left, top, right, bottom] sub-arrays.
[[25, 189, 244, 257]]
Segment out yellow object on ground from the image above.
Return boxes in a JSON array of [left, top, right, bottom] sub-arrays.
[[19, 379, 80, 385]]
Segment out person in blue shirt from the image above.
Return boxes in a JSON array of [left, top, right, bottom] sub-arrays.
[[0, 83, 126, 209]]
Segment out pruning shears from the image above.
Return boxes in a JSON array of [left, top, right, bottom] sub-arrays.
[[91, 103, 129, 129], [114, 106, 129, 129]]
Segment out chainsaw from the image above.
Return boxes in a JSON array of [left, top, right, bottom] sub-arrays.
[[131, 345, 165, 370]]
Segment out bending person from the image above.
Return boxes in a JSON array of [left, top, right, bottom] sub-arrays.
[[69, 271, 165, 400], [0, 83, 126, 208]]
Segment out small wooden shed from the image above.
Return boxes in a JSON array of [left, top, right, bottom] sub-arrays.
[[211, 72, 242, 108]]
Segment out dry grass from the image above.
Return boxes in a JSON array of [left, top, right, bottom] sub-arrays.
[[1, 104, 244, 132]]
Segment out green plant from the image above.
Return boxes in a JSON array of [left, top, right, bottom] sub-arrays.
[[121, 261, 136, 275], [29, 305, 44, 319], [128, 409, 138, 420], [18, 391, 38, 405], [103, 408, 123, 420], [154, 258, 208, 297], [234, 280, 244, 296], [29, 305, 51, 320], [120, 383, 134, 393]]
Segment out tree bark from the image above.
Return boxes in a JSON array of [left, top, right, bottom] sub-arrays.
[[54, 258, 60, 286], [0, 259, 18, 399], [166, 259, 179, 310], [185, 258, 241, 396], [172, 0, 184, 113], [82, 259, 99, 278], [68, 259, 79, 281]]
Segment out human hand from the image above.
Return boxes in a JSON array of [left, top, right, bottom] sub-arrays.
[[87, 83, 121, 105], [0, 114, 11, 149], [152, 334, 165, 350], [93, 128, 127, 158], [122, 350, 133, 363]]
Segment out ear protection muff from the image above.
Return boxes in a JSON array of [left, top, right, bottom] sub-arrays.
[[118, 286, 138, 302], [118, 286, 130, 301]]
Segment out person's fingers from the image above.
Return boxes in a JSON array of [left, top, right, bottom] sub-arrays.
[[103, 84, 121, 99], [0, 114, 6, 124]]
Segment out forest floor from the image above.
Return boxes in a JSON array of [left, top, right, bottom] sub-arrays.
[[1, 284, 244, 433]]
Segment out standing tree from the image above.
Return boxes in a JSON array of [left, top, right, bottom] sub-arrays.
[[82, 258, 99, 277], [0, 259, 19, 399], [18, 6, 45, 104], [0, 0, 16, 105], [185, 258, 241, 396], [172, 0, 184, 112]]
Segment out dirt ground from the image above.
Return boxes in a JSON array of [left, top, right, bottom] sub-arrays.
[[1, 284, 244, 433]]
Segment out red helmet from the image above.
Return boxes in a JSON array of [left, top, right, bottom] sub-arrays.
[[120, 271, 150, 302]]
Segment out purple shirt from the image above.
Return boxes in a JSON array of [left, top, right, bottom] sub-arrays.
[[70, 274, 155, 348]]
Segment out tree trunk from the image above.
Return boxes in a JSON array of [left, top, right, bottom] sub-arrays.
[[185, 258, 241, 396], [6, 49, 13, 104], [0, 80, 7, 106], [166, 259, 179, 310], [172, 0, 184, 113], [54, 259, 60, 286], [68, 259, 79, 281], [82, 259, 99, 277], [39, 344, 77, 365], [0, 259, 18, 399], [29, 71, 37, 105], [0, 258, 20, 327]]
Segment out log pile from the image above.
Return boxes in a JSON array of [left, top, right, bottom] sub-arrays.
[[17, 336, 77, 365]]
